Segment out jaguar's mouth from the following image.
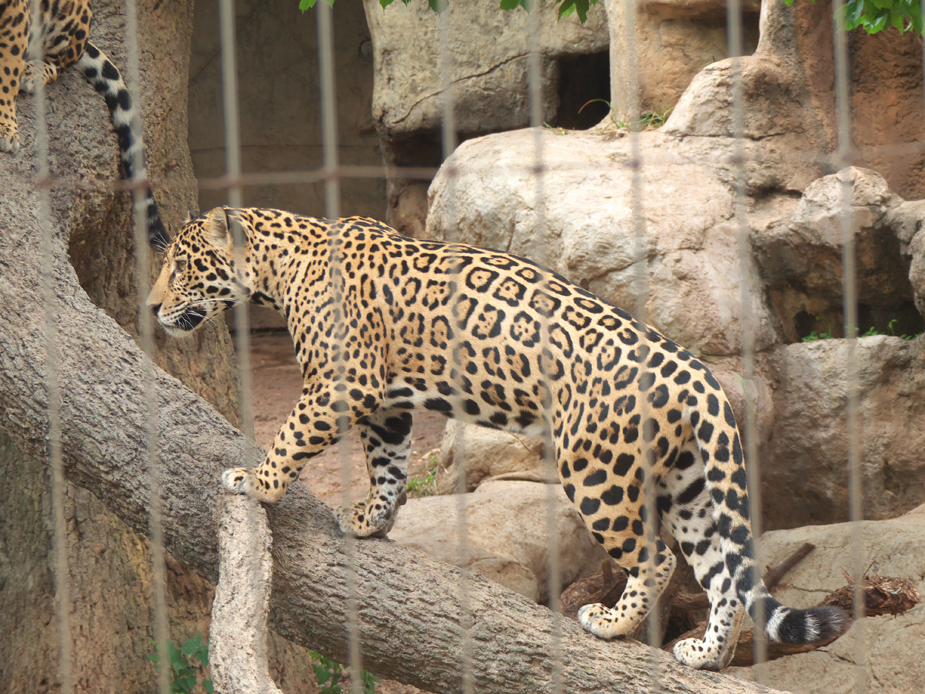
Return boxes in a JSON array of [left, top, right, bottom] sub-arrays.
[[161, 308, 206, 336]]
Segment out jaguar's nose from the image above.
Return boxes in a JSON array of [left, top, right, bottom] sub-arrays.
[[149, 303, 162, 317]]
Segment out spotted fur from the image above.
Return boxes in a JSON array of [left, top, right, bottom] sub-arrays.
[[0, 0, 168, 249], [148, 207, 851, 669]]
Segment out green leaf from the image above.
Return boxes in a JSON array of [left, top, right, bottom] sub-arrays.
[[203, 680, 215, 694], [869, 9, 890, 31], [299, 0, 316, 9], [181, 635, 202, 658]]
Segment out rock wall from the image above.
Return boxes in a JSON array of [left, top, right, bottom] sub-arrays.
[[419, 0, 925, 530], [362, 0, 611, 237]]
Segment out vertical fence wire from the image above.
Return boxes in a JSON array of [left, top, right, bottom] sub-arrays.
[[831, 2, 868, 692], [217, 0, 255, 442], [526, 8, 565, 694], [617, 0, 664, 689], [725, 0, 768, 677], [315, 6, 366, 693], [434, 6, 477, 693], [121, 2, 171, 692], [29, 1, 73, 691]]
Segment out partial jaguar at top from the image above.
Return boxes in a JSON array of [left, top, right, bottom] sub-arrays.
[[148, 206, 851, 670], [0, 0, 168, 249]]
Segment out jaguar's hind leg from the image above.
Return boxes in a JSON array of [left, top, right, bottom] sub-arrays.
[[663, 443, 745, 669], [334, 409, 412, 538], [19, 60, 58, 93], [568, 453, 677, 639], [578, 536, 677, 639]]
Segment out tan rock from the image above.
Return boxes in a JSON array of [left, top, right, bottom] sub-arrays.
[[762, 336, 925, 529], [362, 0, 608, 141], [390, 481, 607, 603], [605, 0, 761, 117], [663, 0, 925, 197], [435, 420, 552, 495]]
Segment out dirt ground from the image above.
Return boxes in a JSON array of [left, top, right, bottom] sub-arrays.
[[245, 331, 441, 694]]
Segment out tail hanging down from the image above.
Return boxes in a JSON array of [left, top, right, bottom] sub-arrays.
[[77, 42, 170, 251]]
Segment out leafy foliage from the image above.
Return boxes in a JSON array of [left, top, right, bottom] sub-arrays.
[[309, 651, 380, 694], [299, 0, 600, 23], [784, 0, 924, 35], [148, 636, 214, 694], [405, 452, 440, 497]]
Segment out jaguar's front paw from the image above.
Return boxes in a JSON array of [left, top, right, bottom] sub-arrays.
[[0, 129, 19, 154], [334, 497, 399, 538], [222, 467, 255, 496]]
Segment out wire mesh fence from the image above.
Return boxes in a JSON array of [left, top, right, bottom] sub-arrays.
[[13, 0, 925, 690]]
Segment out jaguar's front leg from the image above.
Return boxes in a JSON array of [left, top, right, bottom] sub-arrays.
[[334, 409, 413, 538], [222, 383, 372, 505], [0, 21, 26, 153]]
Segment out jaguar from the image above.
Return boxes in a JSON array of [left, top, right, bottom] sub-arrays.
[[0, 0, 168, 248], [148, 206, 851, 669]]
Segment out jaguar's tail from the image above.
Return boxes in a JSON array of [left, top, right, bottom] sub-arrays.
[[77, 42, 169, 251], [748, 592, 852, 646]]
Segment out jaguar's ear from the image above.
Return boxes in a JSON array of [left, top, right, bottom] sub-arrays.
[[204, 207, 233, 249], [183, 210, 193, 226]]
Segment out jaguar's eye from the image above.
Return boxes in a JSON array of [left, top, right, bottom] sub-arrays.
[[173, 258, 188, 276]]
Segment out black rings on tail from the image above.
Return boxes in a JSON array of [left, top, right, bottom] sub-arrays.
[[755, 597, 852, 646], [77, 42, 170, 251]]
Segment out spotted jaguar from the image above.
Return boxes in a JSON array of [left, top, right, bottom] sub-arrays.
[[148, 206, 850, 669], [0, 0, 167, 248]]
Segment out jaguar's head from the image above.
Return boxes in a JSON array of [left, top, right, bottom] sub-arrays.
[[147, 207, 251, 337]]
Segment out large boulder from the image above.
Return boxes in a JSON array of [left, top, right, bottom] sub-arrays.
[[389, 480, 607, 603], [729, 504, 925, 693], [761, 335, 925, 528]]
